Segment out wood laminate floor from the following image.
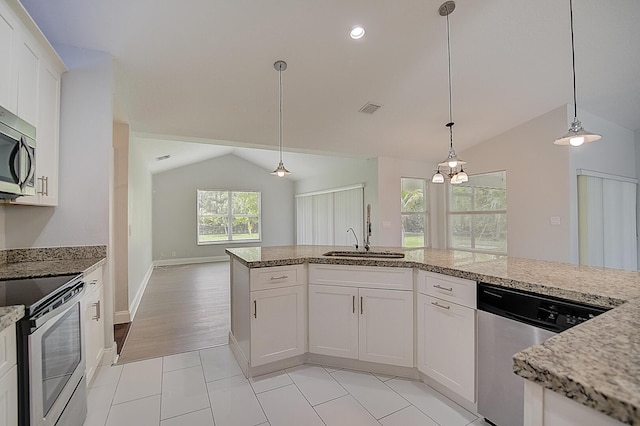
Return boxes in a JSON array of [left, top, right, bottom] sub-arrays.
[[117, 262, 230, 364]]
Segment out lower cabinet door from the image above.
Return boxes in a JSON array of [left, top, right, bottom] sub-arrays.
[[0, 365, 18, 426], [308, 284, 358, 359], [251, 286, 305, 367], [418, 293, 476, 402], [83, 284, 105, 384], [359, 288, 413, 367]]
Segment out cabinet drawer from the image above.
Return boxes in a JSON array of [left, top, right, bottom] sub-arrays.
[[417, 270, 476, 309], [250, 264, 305, 291], [309, 264, 412, 291], [0, 324, 17, 379], [84, 266, 103, 294]]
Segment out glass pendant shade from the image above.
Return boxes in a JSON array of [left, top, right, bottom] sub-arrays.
[[271, 161, 291, 177], [554, 119, 602, 146], [432, 171, 445, 184]]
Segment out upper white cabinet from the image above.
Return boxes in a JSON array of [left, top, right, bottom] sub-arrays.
[[309, 264, 414, 368], [0, 0, 65, 206], [417, 270, 476, 403]]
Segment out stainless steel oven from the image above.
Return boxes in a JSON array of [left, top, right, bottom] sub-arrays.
[[0, 104, 36, 199], [8, 274, 88, 426]]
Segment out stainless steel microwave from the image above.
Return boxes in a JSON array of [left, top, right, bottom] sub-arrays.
[[0, 105, 36, 199]]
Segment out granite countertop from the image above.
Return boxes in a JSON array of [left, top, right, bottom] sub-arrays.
[[0, 257, 106, 281], [0, 305, 25, 332], [226, 245, 640, 425]]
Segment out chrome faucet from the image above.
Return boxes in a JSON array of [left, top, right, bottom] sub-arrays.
[[347, 228, 359, 250], [364, 204, 371, 252]]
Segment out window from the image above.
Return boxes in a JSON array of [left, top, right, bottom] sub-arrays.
[[448, 171, 506, 254], [401, 178, 428, 247], [197, 190, 261, 244]]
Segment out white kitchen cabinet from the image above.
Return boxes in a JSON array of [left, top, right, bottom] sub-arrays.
[[417, 270, 476, 403], [0, 0, 65, 207], [308, 284, 358, 359], [0, 324, 18, 426], [250, 285, 305, 367], [0, 1, 17, 111], [229, 262, 307, 372], [82, 266, 105, 385], [15, 29, 38, 126], [308, 264, 414, 368]]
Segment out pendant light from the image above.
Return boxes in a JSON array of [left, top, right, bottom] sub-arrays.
[[271, 60, 291, 177], [432, 1, 468, 185], [554, 0, 601, 146]]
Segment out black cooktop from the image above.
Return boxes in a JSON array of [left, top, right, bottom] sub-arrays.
[[0, 274, 82, 316]]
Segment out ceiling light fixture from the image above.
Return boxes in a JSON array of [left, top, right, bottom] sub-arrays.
[[271, 60, 291, 177], [350, 26, 365, 40], [554, 0, 601, 147], [432, 1, 468, 185]]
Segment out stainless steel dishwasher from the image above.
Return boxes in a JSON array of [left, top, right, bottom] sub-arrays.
[[477, 282, 609, 426]]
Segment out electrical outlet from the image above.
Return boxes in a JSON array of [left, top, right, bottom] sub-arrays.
[[550, 216, 561, 226], [171, 251, 176, 257]]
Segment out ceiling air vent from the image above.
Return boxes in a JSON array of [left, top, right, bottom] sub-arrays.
[[358, 102, 382, 114], [156, 154, 171, 161]]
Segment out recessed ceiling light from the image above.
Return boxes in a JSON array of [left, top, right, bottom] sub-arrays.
[[349, 26, 365, 40]]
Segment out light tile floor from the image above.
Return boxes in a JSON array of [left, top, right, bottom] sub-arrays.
[[84, 345, 487, 426]]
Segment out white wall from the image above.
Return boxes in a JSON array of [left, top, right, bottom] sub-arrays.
[[458, 106, 572, 262], [3, 46, 112, 248], [376, 157, 432, 247], [0, 207, 5, 249], [636, 129, 640, 268], [568, 108, 637, 264], [152, 153, 295, 260], [128, 138, 153, 308], [294, 158, 378, 245]]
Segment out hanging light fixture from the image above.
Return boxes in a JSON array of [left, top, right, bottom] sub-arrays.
[[432, 1, 468, 185], [271, 60, 291, 177], [554, 0, 601, 146]]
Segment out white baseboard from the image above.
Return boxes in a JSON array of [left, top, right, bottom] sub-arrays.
[[114, 311, 130, 324], [153, 255, 229, 267], [101, 342, 117, 366], [129, 263, 154, 321]]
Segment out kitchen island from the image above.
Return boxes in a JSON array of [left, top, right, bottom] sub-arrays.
[[227, 245, 640, 425]]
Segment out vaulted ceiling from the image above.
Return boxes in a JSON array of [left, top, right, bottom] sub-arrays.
[[22, 0, 640, 167]]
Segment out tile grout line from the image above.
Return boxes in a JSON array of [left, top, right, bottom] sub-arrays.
[[197, 349, 217, 425], [279, 369, 328, 426], [99, 363, 125, 426]]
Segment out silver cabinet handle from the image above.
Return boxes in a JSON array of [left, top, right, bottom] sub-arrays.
[[89, 279, 98, 286], [253, 300, 257, 318], [270, 275, 288, 280], [434, 284, 453, 292], [360, 296, 363, 315], [431, 301, 450, 310], [92, 301, 101, 320], [352, 295, 355, 313]]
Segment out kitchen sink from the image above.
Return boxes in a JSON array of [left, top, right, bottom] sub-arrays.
[[322, 250, 405, 259]]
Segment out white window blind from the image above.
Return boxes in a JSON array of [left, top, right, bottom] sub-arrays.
[[296, 185, 364, 246], [578, 172, 637, 270]]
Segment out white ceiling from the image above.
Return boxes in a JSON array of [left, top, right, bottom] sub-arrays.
[[135, 135, 372, 178], [21, 0, 640, 169]]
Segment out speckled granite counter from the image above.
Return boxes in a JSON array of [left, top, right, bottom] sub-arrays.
[[0, 245, 106, 280], [0, 305, 24, 332], [227, 245, 640, 425]]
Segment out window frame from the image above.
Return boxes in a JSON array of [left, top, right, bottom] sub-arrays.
[[401, 177, 429, 248], [447, 171, 507, 255], [196, 189, 262, 245]]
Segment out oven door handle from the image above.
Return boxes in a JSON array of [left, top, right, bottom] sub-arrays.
[[30, 284, 86, 332]]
